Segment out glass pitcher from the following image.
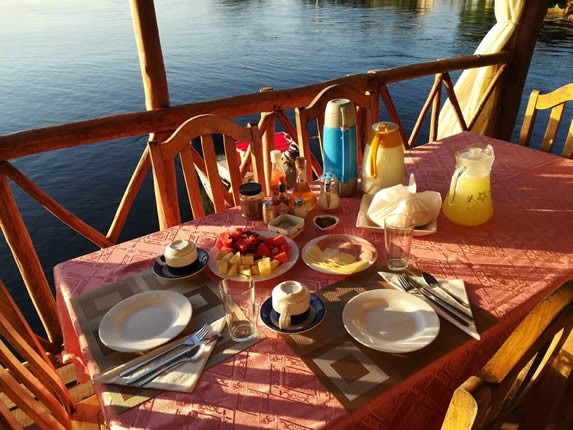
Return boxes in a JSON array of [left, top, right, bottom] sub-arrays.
[[442, 145, 494, 226]]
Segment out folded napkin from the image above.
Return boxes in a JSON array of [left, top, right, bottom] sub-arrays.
[[379, 271, 480, 340], [95, 317, 225, 392]]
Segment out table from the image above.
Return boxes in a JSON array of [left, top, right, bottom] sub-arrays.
[[55, 132, 573, 429]]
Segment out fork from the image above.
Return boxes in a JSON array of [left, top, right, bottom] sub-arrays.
[[135, 333, 221, 387], [396, 274, 471, 326], [119, 324, 211, 377]]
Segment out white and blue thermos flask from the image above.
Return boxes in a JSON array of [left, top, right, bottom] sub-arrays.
[[322, 98, 357, 197]]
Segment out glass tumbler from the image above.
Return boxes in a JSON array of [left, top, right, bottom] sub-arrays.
[[219, 277, 257, 342], [384, 214, 415, 272]]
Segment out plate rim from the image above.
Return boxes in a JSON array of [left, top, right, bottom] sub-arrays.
[[208, 230, 299, 281], [301, 233, 378, 275], [98, 290, 192, 353], [260, 293, 325, 334], [342, 289, 440, 353], [153, 248, 209, 280]]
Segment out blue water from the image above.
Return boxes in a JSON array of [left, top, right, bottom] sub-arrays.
[[1, 0, 572, 334]]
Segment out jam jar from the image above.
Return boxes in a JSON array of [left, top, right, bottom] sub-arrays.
[[239, 182, 263, 220]]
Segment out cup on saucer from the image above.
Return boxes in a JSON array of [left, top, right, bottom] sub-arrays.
[[157, 240, 198, 275], [272, 281, 311, 330]]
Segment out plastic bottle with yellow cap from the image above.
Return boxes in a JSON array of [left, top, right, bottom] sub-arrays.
[[361, 121, 405, 195]]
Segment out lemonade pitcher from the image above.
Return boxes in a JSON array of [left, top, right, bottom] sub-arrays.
[[442, 145, 494, 226]]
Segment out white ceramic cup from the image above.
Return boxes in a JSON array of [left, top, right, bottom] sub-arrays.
[[272, 281, 311, 329], [157, 240, 198, 268]]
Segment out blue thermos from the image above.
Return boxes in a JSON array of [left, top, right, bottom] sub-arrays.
[[322, 98, 358, 197]]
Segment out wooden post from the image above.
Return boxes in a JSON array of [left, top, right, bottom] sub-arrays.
[[492, 0, 547, 140], [259, 87, 276, 197], [0, 169, 61, 345], [130, 0, 179, 228]]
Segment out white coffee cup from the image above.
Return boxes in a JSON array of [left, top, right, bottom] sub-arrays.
[[156, 240, 198, 268], [272, 281, 311, 330]]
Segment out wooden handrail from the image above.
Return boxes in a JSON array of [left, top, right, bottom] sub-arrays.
[[0, 52, 511, 161]]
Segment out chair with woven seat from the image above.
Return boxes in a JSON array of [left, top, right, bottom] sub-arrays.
[[0, 280, 103, 429], [294, 84, 379, 180], [518, 83, 573, 158], [441, 280, 573, 430], [149, 113, 264, 227]]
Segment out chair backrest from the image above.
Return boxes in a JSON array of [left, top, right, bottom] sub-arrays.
[[294, 84, 379, 181], [441, 280, 573, 430], [0, 281, 74, 430], [149, 114, 264, 223], [0, 280, 102, 429], [518, 83, 573, 158]]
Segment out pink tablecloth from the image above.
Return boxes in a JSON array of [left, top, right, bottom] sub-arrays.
[[55, 132, 573, 429]]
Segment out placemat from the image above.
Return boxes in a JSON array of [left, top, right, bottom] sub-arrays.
[[71, 270, 264, 414], [282, 263, 496, 411]]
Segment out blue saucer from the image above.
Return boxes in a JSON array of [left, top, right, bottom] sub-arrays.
[[260, 294, 325, 334], [153, 248, 208, 280]]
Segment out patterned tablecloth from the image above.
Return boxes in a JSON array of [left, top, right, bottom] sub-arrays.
[[54, 132, 573, 429]]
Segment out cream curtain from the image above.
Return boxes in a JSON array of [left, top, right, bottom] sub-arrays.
[[437, 0, 526, 139]]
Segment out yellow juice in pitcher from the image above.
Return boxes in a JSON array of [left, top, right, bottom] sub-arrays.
[[442, 175, 493, 226]]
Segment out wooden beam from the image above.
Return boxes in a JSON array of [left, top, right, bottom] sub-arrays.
[[0, 52, 511, 161], [493, 0, 547, 140], [0, 167, 61, 345]]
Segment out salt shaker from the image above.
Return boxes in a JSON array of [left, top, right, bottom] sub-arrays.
[[318, 172, 340, 211]]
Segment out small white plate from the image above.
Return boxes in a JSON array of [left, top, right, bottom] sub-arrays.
[[208, 231, 299, 281], [301, 234, 377, 275], [356, 194, 437, 236], [342, 289, 440, 353], [98, 290, 192, 353]]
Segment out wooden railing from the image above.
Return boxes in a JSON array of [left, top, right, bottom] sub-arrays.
[[0, 51, 511, 348]]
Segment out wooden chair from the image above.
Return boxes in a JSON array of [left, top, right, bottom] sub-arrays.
[[149, 114, 263, 225], [0, 281, 103, 429], [518, 83, 573, 158], [294, 84, 379, 181], [441, 280, 573, 430]]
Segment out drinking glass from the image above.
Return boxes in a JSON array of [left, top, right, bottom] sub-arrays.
[[219, 277, 257, 342], [384, 214, 415, 272]]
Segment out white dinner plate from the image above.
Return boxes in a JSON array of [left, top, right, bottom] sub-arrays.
[[342, 289, 440, 353], [208, 231, 299, 281], [301, 234, 377, 275], [98, 290, 192, 353]]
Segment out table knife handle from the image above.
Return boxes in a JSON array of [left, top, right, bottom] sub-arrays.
[[119, 342, 185, 377], [419, 288, 471, 327], [125, 346, 192, 385]]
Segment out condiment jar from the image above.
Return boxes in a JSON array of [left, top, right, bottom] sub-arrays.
[[262, 200, 275, 224], [239, 182, 263, 220], [293, 198, 308, 218], [318, 172, 340, 211], [362, 122, 405, 195]]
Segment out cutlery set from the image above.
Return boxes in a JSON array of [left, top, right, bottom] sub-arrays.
[[396, 274, 473, 327], [118, 324, 220, 387]]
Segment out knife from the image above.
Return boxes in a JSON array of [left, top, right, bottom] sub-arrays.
[[422, 272, 470, 309], [406, 275, 472, 326], [124, 334, 221, 385]]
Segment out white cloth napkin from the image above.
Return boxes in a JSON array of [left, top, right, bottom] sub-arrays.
[[95, 317, 226, 392], [378, 271, 480, 340]]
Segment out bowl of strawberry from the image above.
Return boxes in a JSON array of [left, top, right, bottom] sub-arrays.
[[210, 228, 299, 280]]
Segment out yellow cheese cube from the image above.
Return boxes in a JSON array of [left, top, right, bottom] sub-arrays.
[[239, 266, 252, 277], [257, 257, 272, 276], [227, 263, 239, 276], [241, 254, 254, 265], [216, 259, 228, 275], [229, 251, 241, 265]]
